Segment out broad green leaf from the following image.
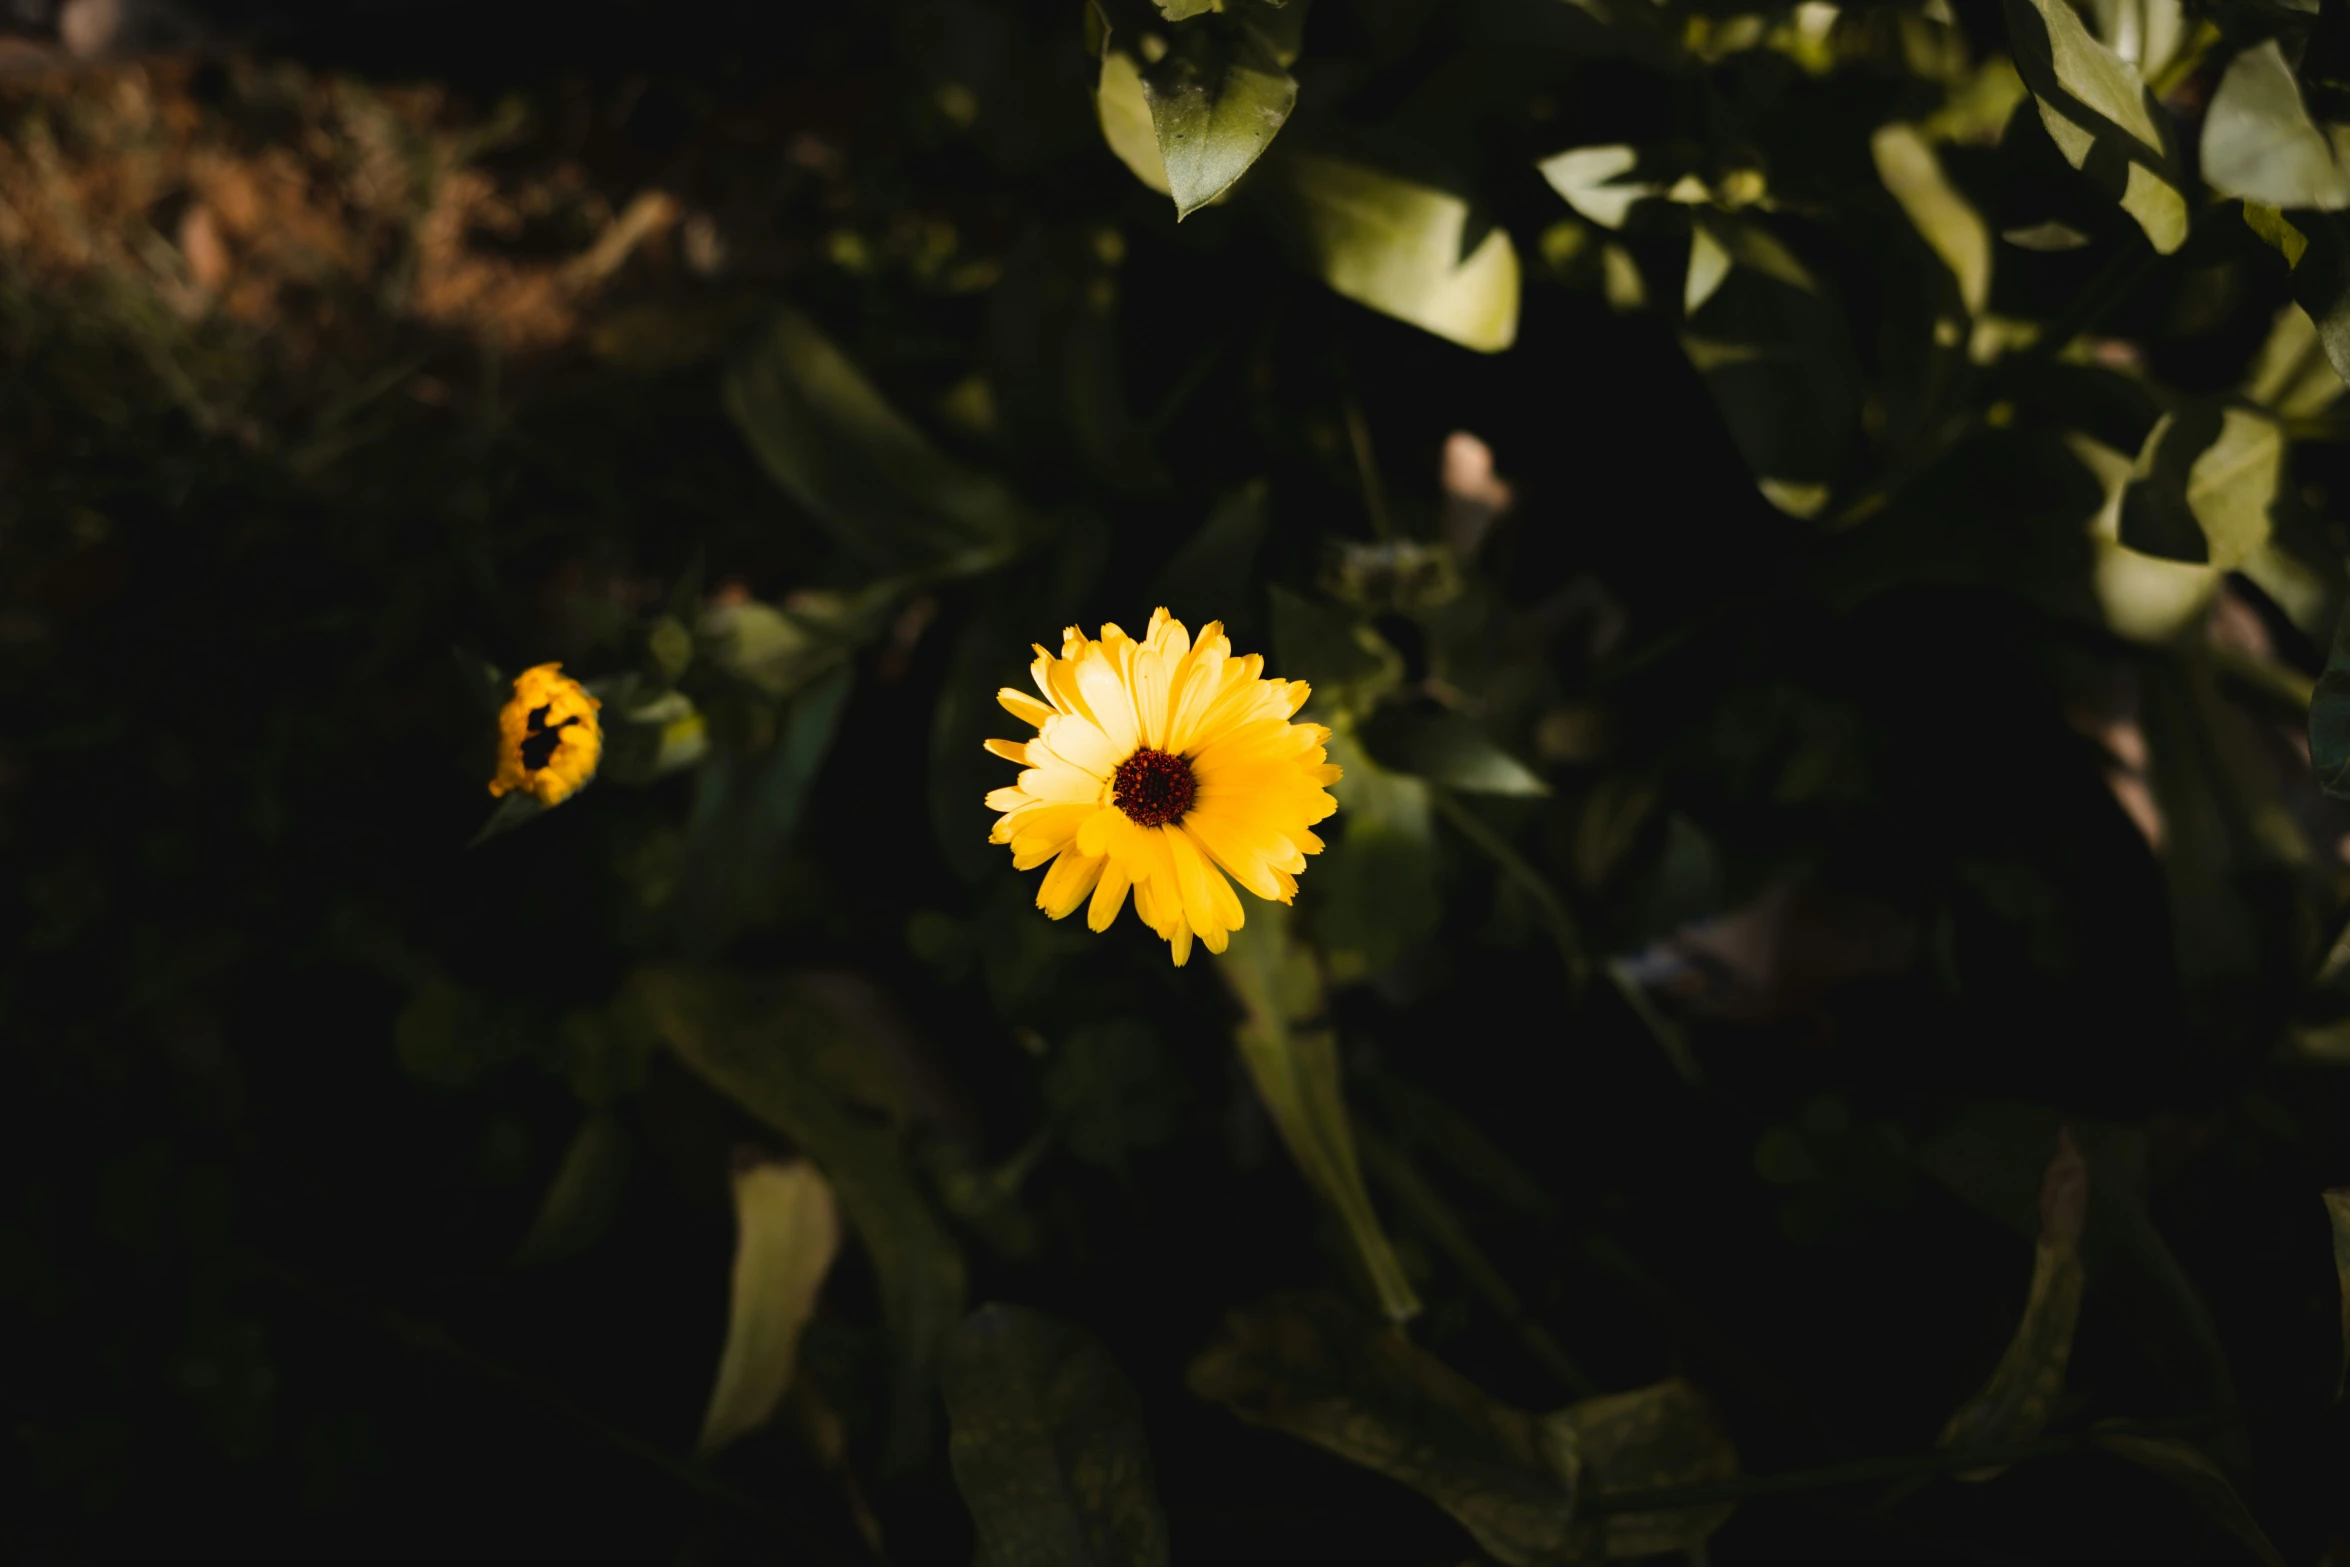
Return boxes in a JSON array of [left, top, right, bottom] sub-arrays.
[[1684, 214, 1815, 317], [1097, 49, 1173, 196], [2244, 202, 2309, 268], [1187, 1292, 1588, 1566], [467, 789, 553, 848], [2328, 1189, 2350, 1398], [1139, 11, 1298, 219], [2005, 0, 2187, 253], [698, 1158, 842, 1456], [1539, 1378, 1739, 1558], [592, 684, 711, 786], [513, 1110, 633, 1267], [723, 310, 1030, 574], [1311, 725, 1441, 980], [2072, 431, 2222, 641], [2242, 302, 2344, 420], [2202, 41, 2350, 211], [1359, 707, 1550, 796], [2285, 211, 2350, 383], [1267, 150, 1520, 352], [1938, 1130, 2087, 1476], [1537, 145, 1652, 230], [1217, 903, 1421, 1322], [1919, 1102, 2238, 1420], [630, 966, 967, 1471], [2121, 404, 2281, 571], [943, 1304, 1171, 1567], [2093, 1433, 2288, 1567], [1872, 123, 1992, 314]]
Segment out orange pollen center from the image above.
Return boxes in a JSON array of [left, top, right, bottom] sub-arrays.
[[1112, 747, 1195, 828]]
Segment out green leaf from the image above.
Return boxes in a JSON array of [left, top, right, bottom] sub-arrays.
[[2201, 41, 2350, 211], [1140, 10, 1298, 220], [1310, 725, 1441, 980], [723, 310, 1031, 574], [2242, 302, 2343, 420], [466, 789, 554, 848], [1536, 145, 1653, 231], [1217, 902, 1421, 1322], [943, 1304, 1172, 1567], [1096, 48, 1172, 197], [1540, 1378, 1740, 1559], [630, 966, 967, 1472], [2120, 404, 2281, 570], [2243, 201, 2309, 268], [1937, 1130, 2087, 1476], [1872, 123, 1992, 315], [513, 1110, 633, 1267], [1359, 707, 1550, 796], [698, 1157, 842, 1456], [2004, 0, 2187, 252], [1186, 1292, 1589, 1566], [1264, 149, 1521, 352], [2092, 1433, 2288, 1567]]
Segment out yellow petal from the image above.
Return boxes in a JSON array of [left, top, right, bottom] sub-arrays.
[[996, 688, 1055, 728], [1037, 849, 1106, 919], [983, 738, 1029, 764], [1088, 858, 1133, 932]]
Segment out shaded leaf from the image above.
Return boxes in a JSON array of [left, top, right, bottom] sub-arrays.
[[723, 310, 1031, 574], [1873, 122, 1992, 315], [1268, 585, 1403, 714], [2120, 404, 2281, 570], [943, 1304, 1171, 1567], [2242, 302, 2344, 420], [1938, 1129, 2088, 1476], [1139, 7, 1298, 220], [2093, 1433, 2288, 1567], [698, 1157, 842, 1456], [513, 1109, 633, 1267], [1540, 1378, 1739, 1558], [630, 966, 967, 1470], [1187, 1292, 1588, 1566], [1264, 149, 1520, 352], [1041, 1018, 1189, 1173], [1311, 725, 1441, 980], [1360, 706, 1550, 796], [1217, 902, 1421, 1322], [2004, 0, 2187, 252], [466, 789, 553, 848], [2202, 41, 2350, 211]]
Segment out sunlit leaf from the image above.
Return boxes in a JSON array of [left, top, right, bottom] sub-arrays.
[[1873, 123, 1992, 315], [2242, 301, 2343, 420], [1187, 1292, 1588, 1566], [943, 1304, 1171, 1567], [2120, 404, 2281, 571], [1097, 48, 1172, 195], [1266, 150, 1520, 352], [698, 1157, 842, 1456], [1537, 145, 1653, 230], [513, 1110, 633, 1267], [1217, 903, 1421, 1322], [2201, 41, 2350, 212], [723, 310, 1031, 574], [1938, 1129, 2087, 1476], [2243, 201, 2310, 268], [630, 966, 967, 1470], [2004, 0, 2187, 252], [1540, 1378, 1739, 1558], [2093, 1433, 2288, 1567]]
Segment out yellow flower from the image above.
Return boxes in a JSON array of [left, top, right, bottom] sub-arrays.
[[489, 662, 603, 806], [984, 608, 1341, 965]]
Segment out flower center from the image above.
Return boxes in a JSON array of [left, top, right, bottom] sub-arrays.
[[1112, 747, 1195, 828], [519, 704, 577, 772]]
